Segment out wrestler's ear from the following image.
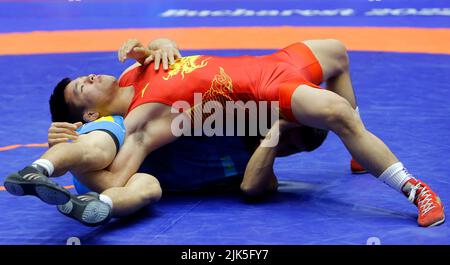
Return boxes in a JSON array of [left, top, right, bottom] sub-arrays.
[[83, 110, 100, 122]]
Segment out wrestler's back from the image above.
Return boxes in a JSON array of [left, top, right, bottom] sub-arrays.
[[121, 54, 270, 112]]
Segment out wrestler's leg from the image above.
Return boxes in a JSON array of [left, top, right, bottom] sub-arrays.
[[4, 131, 117, 205], [54, 171, 161, 227], [41, 134, 115, 177], [56, 173, 161, 225], [101, 173, 162, 217], [303, 39, 368, 173], [303, 39, 356, 108], [2, 140, 101, 205], [289, 85, 445, 227], [291, 85, 397, 175]]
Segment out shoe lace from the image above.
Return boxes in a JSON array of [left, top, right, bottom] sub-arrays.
[[408, 182, 436, 215]]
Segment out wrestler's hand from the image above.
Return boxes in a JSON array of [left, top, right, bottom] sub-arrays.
[[118, 38, 151, 65], [47, 122, 82, 147], [146, 38, 182, 70]]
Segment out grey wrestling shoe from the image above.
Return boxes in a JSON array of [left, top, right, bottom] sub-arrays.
[[57, 192, 112, 227], [3, 166, 71, 205]]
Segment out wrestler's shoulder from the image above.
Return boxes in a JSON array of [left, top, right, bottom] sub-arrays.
[[77, 115, 126, 147], [78, 115, 125, 131]]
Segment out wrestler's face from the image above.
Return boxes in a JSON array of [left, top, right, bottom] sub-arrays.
[[64, 74, 118, 118]]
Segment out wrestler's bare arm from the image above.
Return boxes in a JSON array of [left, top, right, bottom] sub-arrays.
[[241, 120, 300, 196], [240, 131, 279, 196], [92, 105, 178, 188]]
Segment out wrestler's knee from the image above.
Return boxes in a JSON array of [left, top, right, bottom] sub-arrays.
[[323, 96, 362, 136], [133, 174, 162, 204], [325, 39, 349, 72], [79, 142, 112, 170], [143, 178, 162, 204]]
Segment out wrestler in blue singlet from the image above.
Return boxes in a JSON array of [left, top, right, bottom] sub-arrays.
[[73, 116, 252, 193]]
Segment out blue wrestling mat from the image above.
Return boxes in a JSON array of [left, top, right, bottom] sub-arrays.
[[0, 0, 449, 245]]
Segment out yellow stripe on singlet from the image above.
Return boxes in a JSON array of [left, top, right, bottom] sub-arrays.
[[93, 116, 115, 123]]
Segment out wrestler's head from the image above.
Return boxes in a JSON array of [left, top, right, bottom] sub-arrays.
[[275, 126, 329, 157], [49, 74, 118, 123]]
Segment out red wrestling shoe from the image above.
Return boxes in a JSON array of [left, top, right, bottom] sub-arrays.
[[403, 179, 445, 227], [350, 158, 368, 174]]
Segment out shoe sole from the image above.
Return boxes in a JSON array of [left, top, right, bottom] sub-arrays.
[[427, 210, 446, 227], [421, 206, 446, 227], [57, 199, 111, 227], [428, 216, 445, 227], [351, 170, 369, 174], [4, 174, 70, 205]]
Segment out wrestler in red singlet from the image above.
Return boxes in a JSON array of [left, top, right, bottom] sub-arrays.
[[119, 42, 323, 122]]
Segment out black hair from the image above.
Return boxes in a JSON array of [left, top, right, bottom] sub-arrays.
[[49, 77, 84, 123]]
